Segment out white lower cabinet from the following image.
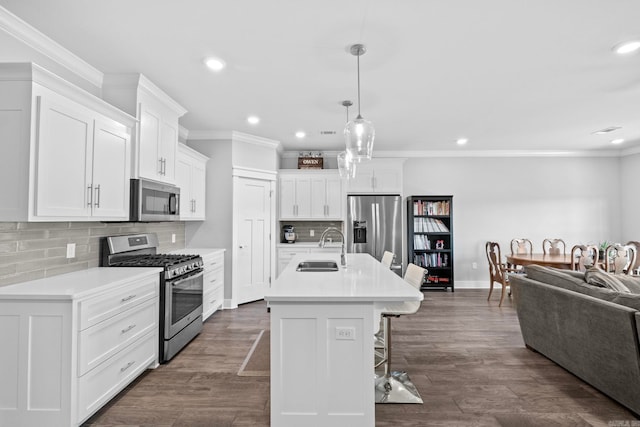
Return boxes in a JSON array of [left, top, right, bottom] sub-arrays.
[[77, 331, 157, 422], [202, 251, 225, 319], [0, 270, 159, 427]]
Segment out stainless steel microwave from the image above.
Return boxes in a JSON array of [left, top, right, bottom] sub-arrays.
[[130, 178, 180, 221]]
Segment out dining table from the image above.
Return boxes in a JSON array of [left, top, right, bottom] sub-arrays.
[[506, 253, 576, 270]]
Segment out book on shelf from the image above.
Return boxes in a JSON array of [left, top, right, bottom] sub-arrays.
[[413, 252, 449, 268], [413, 200, 450, 216], [413, 217, 449, 232]]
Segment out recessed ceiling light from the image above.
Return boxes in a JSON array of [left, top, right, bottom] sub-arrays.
[[592, 126, 621, 134], [613, 40, 640, 55], [456, 138, 468, 145], [295, 131, 306, 138], [204, 57, 226, 71], [247, 115, 260, 125], [611, 138, 625, 144]]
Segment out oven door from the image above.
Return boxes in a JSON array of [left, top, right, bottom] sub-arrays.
[[165, 269, 203, 339]]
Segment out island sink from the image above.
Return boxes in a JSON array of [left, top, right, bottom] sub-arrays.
[[296, 260, 339, 272]]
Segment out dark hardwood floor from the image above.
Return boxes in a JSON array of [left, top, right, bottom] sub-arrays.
[[83, 290, 638, 426]]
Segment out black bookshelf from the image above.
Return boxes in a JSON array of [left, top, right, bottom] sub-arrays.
[[407, 195, 454, 291]]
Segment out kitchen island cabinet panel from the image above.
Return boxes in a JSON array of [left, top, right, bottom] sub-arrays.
[[266, 253, 423, 426]]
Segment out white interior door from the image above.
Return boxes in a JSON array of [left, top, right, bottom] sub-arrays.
[[235, 176, 272, 304]]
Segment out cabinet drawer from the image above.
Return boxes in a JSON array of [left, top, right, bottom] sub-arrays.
[[202, 252, 224, 273], [77, 331, 156, 424], [203, 288, 223, 320], [78, 298, 157, 376], [79, 276, 158, 330], [203, 269, 223, 293]]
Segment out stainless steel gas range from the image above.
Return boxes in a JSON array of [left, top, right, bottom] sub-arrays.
[[100, 233, 203, 363]]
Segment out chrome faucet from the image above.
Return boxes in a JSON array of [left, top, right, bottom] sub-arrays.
[[319, 227, 346, 267]]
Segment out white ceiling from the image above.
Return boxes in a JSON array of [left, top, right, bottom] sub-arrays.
[[2, 0, 640, 155]]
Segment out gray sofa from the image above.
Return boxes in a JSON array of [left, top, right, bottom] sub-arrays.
[[510, 265, 640, 416]]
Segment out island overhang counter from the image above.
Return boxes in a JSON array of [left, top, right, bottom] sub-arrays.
[[264, 253, 424, 427]]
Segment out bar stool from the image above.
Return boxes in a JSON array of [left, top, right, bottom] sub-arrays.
[[381, 251, 394, 268], [374, 263, 425, 404]]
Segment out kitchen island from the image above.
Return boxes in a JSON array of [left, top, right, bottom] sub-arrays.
[[264, 253, 424, 427]]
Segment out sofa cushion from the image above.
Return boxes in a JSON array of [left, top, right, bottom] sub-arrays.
[[615, 275, 640, 294], [547, 267, 585, 280], [612, 293, 640, 311], [524, 265, 619, 302], [585, 267, 631, 293]]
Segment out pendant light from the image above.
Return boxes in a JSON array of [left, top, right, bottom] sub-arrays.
[[338, 101, 357, 179], [344, 44, 375, 162]]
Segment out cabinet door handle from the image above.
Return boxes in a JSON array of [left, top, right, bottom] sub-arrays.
[[121, 324, 136, 334], [159, 158, 164, 175], [120, 361, 135, 372], [121, 294, 136, 302], [94, 184, 101, 208], [162, 158, 167, 175], [87, 185, 93, 206]]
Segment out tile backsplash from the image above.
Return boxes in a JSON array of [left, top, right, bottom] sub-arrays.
[[0, 222, 185, 287], [279, 221, 344, 243]]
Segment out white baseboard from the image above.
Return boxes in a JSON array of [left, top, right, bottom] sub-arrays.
[[452, 280, 490, 289]]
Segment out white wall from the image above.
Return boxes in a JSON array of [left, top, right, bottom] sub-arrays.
[[184, 140, 234, 298], [620, 152, 640, 238], [403, 155, 622, 287]]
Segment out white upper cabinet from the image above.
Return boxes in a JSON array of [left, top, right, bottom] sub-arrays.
[[0, 63, 135, 222], [103, 74, 186, 185], [279, 173, 311, 219], [279, 170, 343, 220], [346, 158, 405, 194], [176, 144, 208, 220]]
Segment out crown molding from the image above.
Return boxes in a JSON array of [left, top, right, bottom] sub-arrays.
[[372, 149, 622, 158], [188, 130, 281, 149], [0, 6, 103, 88], [621, 145, 640, 157]]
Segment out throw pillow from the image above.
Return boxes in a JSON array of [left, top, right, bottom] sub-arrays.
[[584, 267, 631, 293]]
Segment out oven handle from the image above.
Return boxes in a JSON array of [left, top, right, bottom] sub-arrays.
[[171, 271, 204, 287]]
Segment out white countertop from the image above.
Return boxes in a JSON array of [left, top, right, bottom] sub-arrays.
[[265, 253, 424, 303], [0, 267, 162, 300], [170, 248, 226, 257]]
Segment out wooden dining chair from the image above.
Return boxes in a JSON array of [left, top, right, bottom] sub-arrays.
[[486, 242, 520, 307], [570, 244, 599, 272], [510, 238, 533, 255], [604, 243, 637, 275], [625, 241, 640, 275], [543, 238, 566, 255]]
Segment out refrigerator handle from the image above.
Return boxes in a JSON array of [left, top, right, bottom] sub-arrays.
[[375, 203, 381, 258]]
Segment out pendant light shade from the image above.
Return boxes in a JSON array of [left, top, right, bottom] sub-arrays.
[[344, 115, 375, 161], [337, 150, 356, 179], [344, 44, 374, 162]]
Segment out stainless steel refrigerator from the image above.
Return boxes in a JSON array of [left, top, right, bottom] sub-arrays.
[[346, 195, 403, 275]]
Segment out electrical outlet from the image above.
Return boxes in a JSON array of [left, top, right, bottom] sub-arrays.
[[335, 327, 356, 340], [171, 233, 176, 243], [310, 230, 315, 237], [66, 243, 76, 259], [472, 262, 478, 269]]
